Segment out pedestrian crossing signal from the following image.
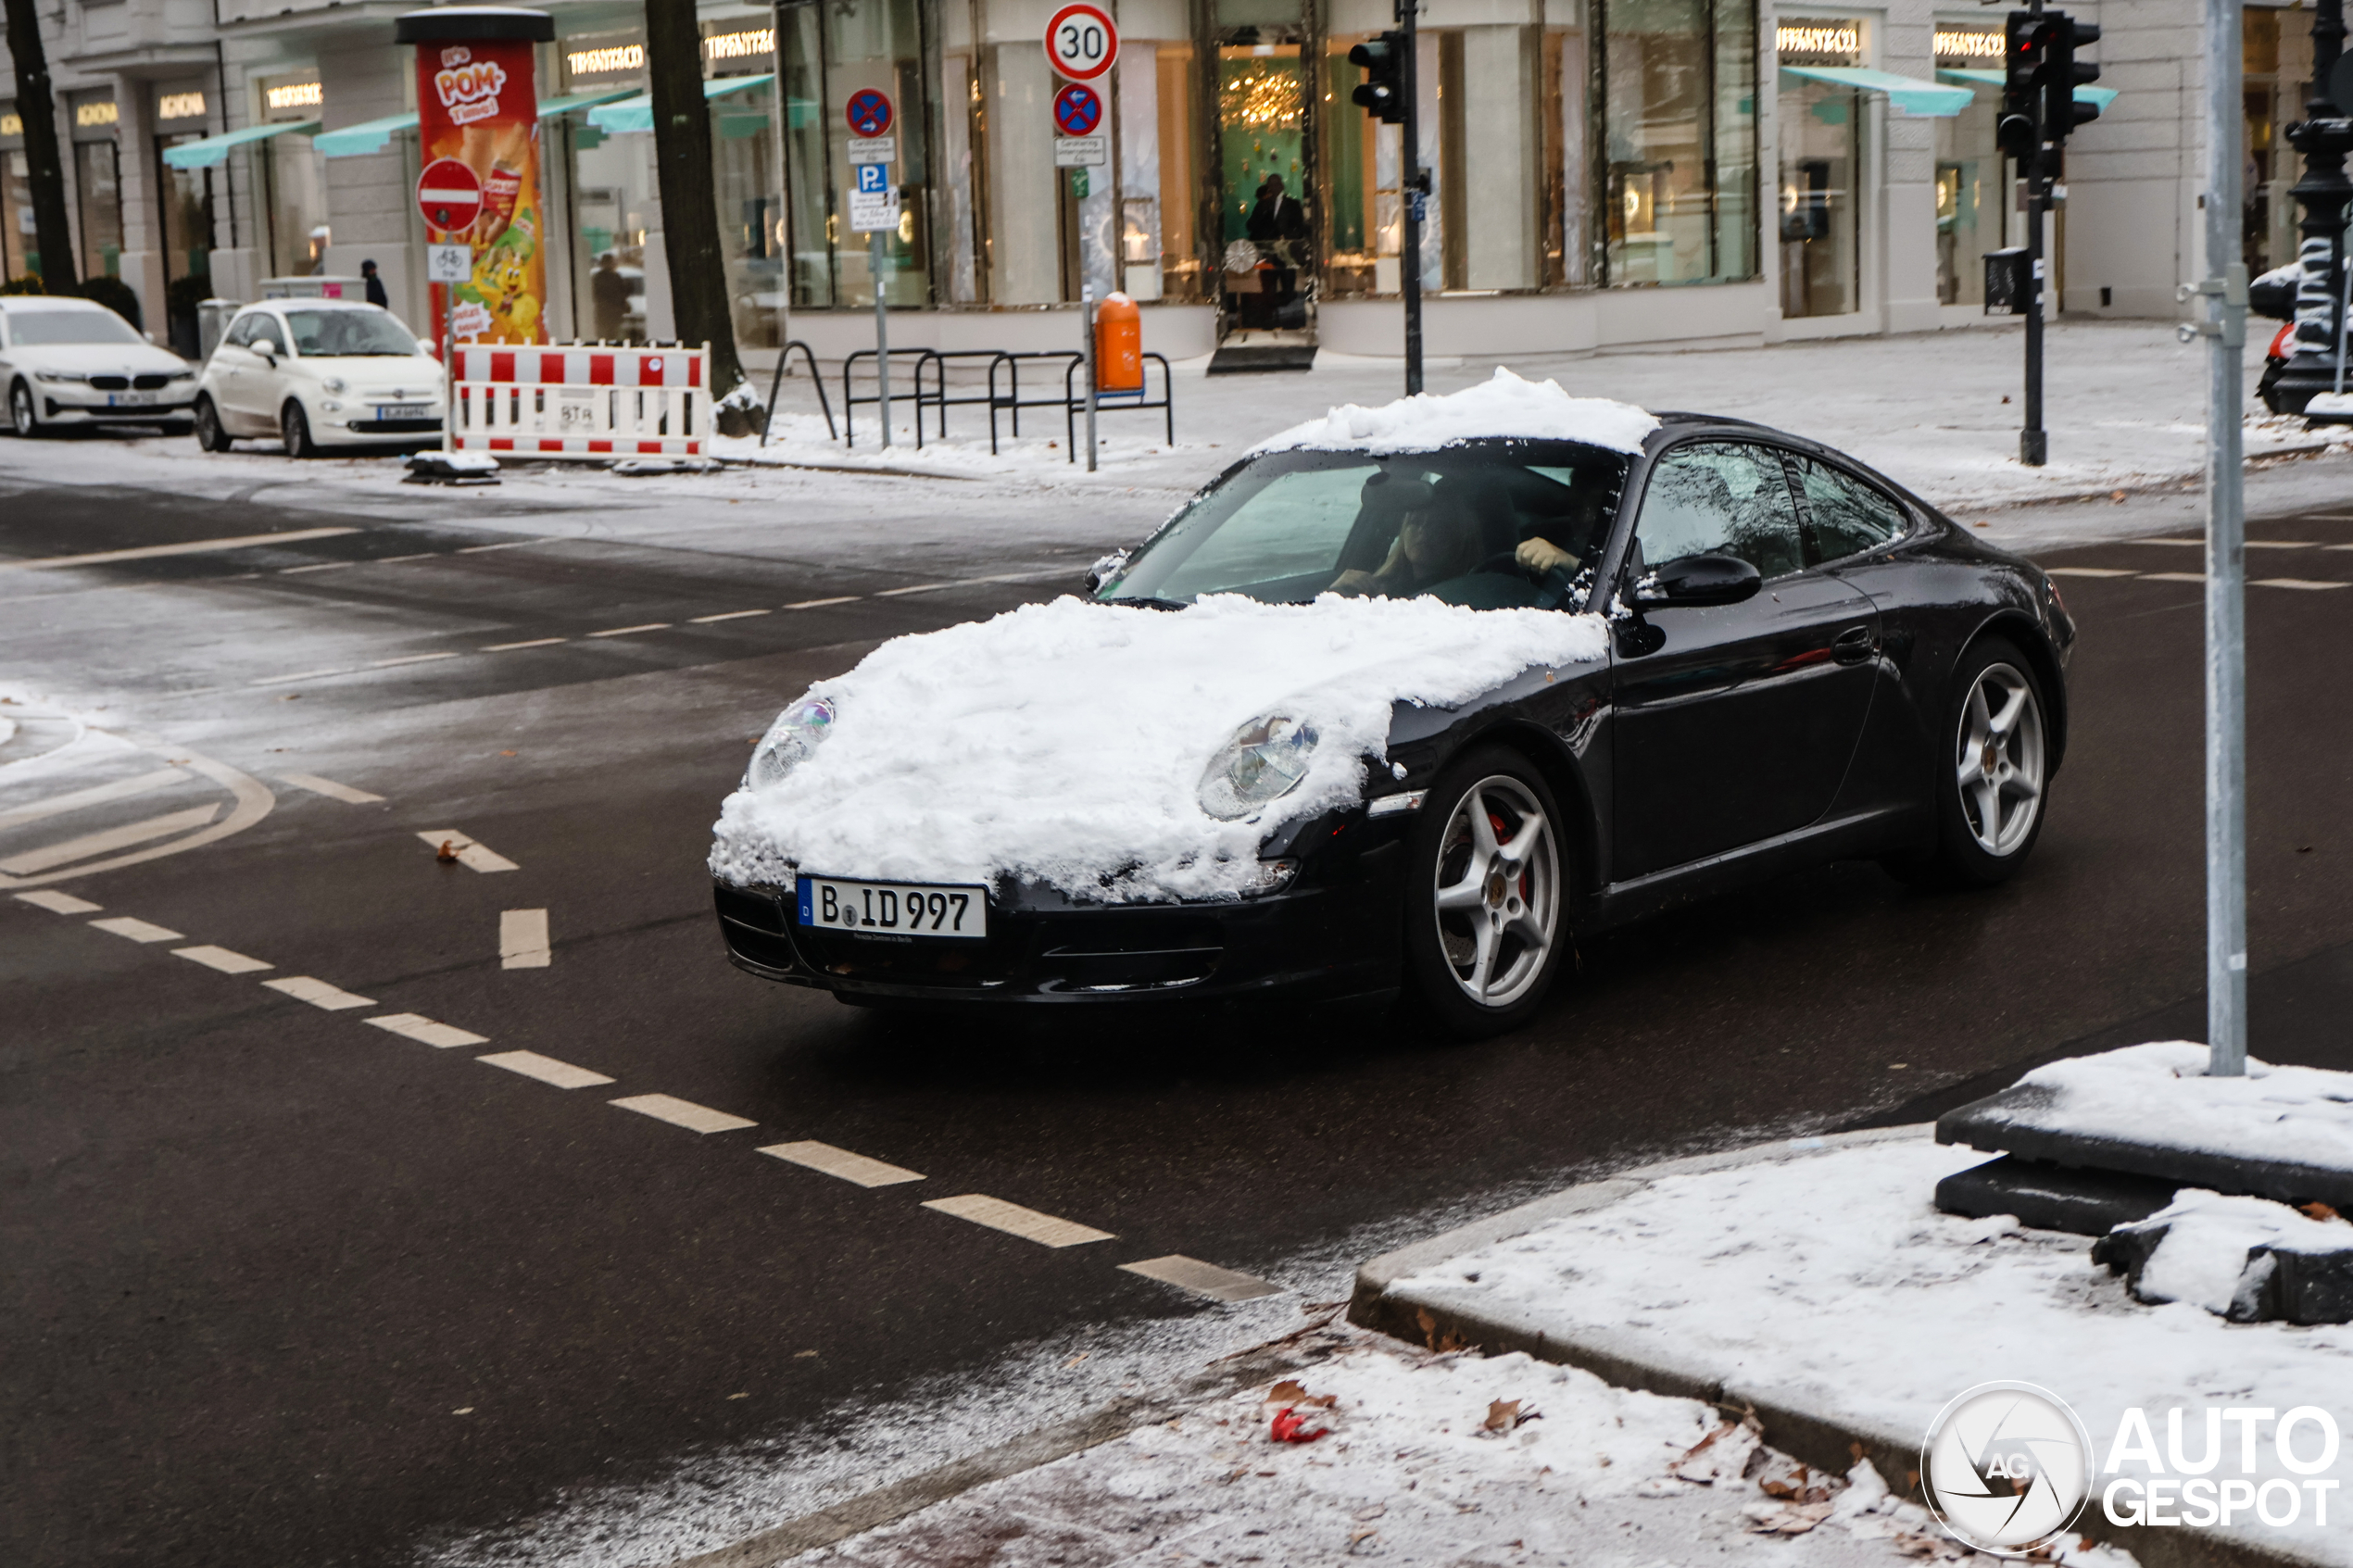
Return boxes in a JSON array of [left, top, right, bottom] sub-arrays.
[[1349, 33, 1407, 125]]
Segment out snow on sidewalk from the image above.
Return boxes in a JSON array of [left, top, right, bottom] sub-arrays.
[[799, 1320, 2136, 1567]]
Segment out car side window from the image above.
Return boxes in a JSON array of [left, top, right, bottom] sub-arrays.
[[1631, 442, 1806, 581], [224, 314, 258, 349], [1792, 455, 1908, 560]]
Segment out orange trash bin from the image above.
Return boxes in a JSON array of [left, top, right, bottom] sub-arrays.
[[1095, 292, 1142, 393]]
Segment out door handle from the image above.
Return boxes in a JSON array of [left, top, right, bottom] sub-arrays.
[[1831, 625, 1876, 665]]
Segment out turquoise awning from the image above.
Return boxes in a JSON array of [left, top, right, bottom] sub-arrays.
[[316, 110, 418, 158], [1780, 65, 1974, 118], [588, 73, 776, 134], [537, 87, 637, 119], [1937, 67, 2119, 111], [162, 119, 320, 169]]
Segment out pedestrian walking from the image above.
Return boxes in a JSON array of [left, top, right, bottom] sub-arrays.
[[360, 258, 390, 309]]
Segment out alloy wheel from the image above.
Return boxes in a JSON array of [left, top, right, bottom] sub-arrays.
[[1955, 661, 2045, 857], [1431, 774, 1560, 1010], [282, 403, 311, 458], [9, 382, 33, 436]]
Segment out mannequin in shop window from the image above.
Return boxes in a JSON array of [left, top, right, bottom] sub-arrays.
[[1246, 175, 1308, 315]]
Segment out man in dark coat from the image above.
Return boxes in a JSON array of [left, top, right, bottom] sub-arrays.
[[1244, 175, 1307, 313], [360, 258, 390, 309]]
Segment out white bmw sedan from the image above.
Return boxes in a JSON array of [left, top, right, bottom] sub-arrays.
[[194, 300, 444, 457], [1, 295, 197, 436]]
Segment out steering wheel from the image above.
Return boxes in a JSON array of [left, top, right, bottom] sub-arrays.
[[1473, 549, 1542, 581]]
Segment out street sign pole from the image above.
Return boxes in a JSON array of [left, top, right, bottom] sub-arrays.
[[845, 92, 899, 449], [873, 229, 891, 448], [1398, 0, 1423, 395], [2020, 0, 2047, 468], [1082, 285, 1098, 472]]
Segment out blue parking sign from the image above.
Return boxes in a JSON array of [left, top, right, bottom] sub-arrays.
[[854, 162, 888, 194]]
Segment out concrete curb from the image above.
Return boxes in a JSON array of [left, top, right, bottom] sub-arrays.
[[667, 1330, 1332, 1567], [1347, 1126, 2339, 1568]]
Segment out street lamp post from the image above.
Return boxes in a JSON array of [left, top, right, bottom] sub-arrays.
[[2272, 0, 2353, 414]]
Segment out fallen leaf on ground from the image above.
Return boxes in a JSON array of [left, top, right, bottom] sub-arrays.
[[1269, 1407, 1329, 1444], [1485, 1399, 1520, 1432], [2302, 1201, 2343, 1223], [435, 839, 459, 862]]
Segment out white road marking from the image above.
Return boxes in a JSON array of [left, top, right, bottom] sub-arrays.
[[0, 526, 359, 571], [173, 945, 273, 974], [758, 1140, 924, 1186], [366, 1012, 489, 1048], [585, 622, 669, 637], [455, 536, 569, 554], [280, 772, 384, 804], [2252, 578, 2348, 591], [372, 553, 436, 564], [1118, 1255, 1283, 1302], [970, 568, 1085, 583], [16, 889, 101, 914], [90, 915, 184, 943], [921, 1194, 1114, 1248], [874, 582, 952, 597], [371, 651, 461, 668], [500, 908, 550, 969], [2043, 567, 2137, 578], [2144, 571, 2208, 583], [482, 637, 566, 652], [783, 596, 860, 609], [479, 1049, 613, 1089], [2129, 538, 2205, 547], [2248, 541, 2320, 549], [689, 608, 771, 623], [416, 831, 519, 872], [251, 669, 353, 686], [609, 1094, 757, 1134], [263, 975, 377, 1010], [0, 767, 190, 832], [0, 803, 220, 875], [277, 561, 354, 575]]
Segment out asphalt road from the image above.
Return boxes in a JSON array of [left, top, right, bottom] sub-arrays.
[[8, 446, 2353, 1568]]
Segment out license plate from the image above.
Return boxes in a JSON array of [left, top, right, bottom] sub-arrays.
[[376, 404, 434, 420], [107, 392, 157, 407], [797, 875, 988, 940]]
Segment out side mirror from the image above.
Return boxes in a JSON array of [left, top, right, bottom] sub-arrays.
[[1630, 553, 1762, 608]]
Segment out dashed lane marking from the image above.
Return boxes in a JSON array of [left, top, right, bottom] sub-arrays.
[[0, 766, 190, 832], [278, 562, 355, 575], [2044, 567, 2136, 578], [922, 1194, 1114, 1248], [173, 945, 273, 974], [783, 596, 861, 609], [500, 908, 550, 969], [251, 668, 352, 687], [2144, 571, 2208, 583], [89, 915, 183, 943], [280, 772, 384, 805], [585, 622, 670, 638], [16, 889, 102, 914], [479, 1049, 613, 1089], [1118, 1255, 1283, 1302], [453, 536, 572, 554], [481, 637, 567, 652], [873, 583, 953, 597], [367, 1012, 489, 1048], [0, 803, 221, 876], [759, 1140, 925, 1186], [417, 831, 520, 873], [263, 975, 377, 1010], [2252, 578, 2349, 591], [371, 652, 462, 669], [689, 608, 772, 623], [610, 1093, 758, 1135], [0, 526, 359, 571], [371, 553, 436, 565]]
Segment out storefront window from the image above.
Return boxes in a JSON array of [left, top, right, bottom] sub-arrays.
[[2, 146, 37, 280], [1155, 44, 1202, 304], [1604, 0, 1758, 286], [1320, 36, 1399, 300], [156, 88, 216, 356], [75, 142, 121, 278], [1543, 25, 1592, 288], [708, 58, 786, 345], [1931, 24, 2012, 307], [564, 31, 655, 341], [1217, 35, 1311, 337], [779, 0, 933, 310], [1776, 20, 1861, 319]]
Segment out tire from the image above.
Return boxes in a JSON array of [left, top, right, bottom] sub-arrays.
[[1402, 746, 1570, 1039], [1900, 636, 2053, 888], [193, 397, 233, 452], [8, 380, 38, 438], [281, 400, 316, 458]]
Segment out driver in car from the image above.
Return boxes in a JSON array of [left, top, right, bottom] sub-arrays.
[[1328, 502, 1583, 599]]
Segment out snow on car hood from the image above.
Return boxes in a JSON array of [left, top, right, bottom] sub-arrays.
[[1252, 367, 1659, 458], [9, 342, 191, 376], [711, 594, 1609, 902]]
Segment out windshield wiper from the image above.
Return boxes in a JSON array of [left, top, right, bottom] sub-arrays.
[[1104, 595, 1191, 612]]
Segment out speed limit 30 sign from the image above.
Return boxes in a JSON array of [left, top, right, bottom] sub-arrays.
[[1045, 2, 1118, 81]]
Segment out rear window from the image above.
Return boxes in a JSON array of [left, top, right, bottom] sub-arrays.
[[6, 309, 144, 346]]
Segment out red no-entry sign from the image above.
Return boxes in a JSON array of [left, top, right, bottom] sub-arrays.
[[415, 158, 484, 234]]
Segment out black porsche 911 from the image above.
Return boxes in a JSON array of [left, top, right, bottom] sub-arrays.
[[712, 395, 2073, 1036]]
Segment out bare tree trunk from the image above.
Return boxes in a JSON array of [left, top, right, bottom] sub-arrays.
[[644, 2, 743, 398], [3, 0, 79, 289]]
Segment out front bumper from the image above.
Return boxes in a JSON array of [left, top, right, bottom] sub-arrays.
[[39, 391, 194, 422], [714, 835, 1408, 1007]]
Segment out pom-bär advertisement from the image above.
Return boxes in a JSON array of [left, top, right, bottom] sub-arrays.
[[415, 37, 546, 345]]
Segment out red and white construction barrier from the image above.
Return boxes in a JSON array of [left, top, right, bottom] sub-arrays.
[[451, 343, 708, 458]]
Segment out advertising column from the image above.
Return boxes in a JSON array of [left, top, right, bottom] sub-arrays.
[[394, 8, 557, 350]]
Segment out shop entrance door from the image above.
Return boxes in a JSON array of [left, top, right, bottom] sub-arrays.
[[1209, 10, 1317, 370]]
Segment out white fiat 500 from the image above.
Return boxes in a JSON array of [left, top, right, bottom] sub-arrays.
[[194, 300, 444, 456], [1, 295, 197, 436]]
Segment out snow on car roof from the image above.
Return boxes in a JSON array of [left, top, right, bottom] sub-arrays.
[[0, 295, 112, 312], [1252, 367, 1661, 458], [712, 594, 1609, 902]]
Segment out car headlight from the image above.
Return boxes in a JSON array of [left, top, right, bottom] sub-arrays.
[[745, 696, 836, 789], [1198, 714, 1318, 821], [167, 368, 196, 383], [322, 376, 347, 395], [33, 370, 89, 383]]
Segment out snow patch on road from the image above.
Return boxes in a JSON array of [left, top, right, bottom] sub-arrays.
[[711, 594, 1606, 899]]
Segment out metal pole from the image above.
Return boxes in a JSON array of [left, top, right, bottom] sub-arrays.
[[2203, 0, 2250, 1074], [1398, 0, 1424, 396], [872, 228, 891, 449], [442, 283, 455, 456], [1082, 283, 1099, 472], [2020, 168, 2046, 465], [762, 5, 795, 447]]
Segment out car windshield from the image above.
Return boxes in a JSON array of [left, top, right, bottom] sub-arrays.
[[7, 309, 144, 346], [1096, 442, 1630, 610], [283, 309, 417, 357]]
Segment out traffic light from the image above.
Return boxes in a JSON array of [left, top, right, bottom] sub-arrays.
[[1349, 32, 1407, 124], [2047, 15, 2102, 137], [1999, 9, 2047, 158]]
